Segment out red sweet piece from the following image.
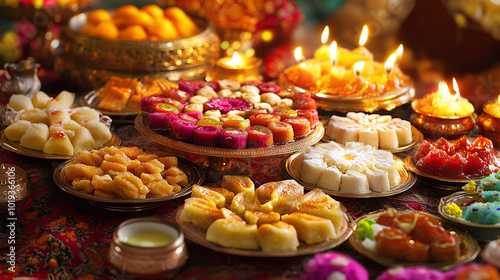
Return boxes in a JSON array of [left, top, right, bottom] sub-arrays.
[[193, 126, 220, 147], [267, 121, 294, 143], [249, 113, 280, 126], [170, 119, 197, 140], [141, 95, 168, 113], [162, 98, 186, 111], [169, 89, 192, 103], [178, 112, 202, 121], [218, 128, 247, 149], [243, 109, 268, 119], [375, 228, 407, 260], [272, 108, 297, 120], [429, 231, 460, 263], [283, 117, 311, 138], [414, 136, 500, 179], [404, 238, 430, 263], [148, 112, 175, 130], [292, 97, 317, 110], [256, 82, 280, 93], [376, 210, 398, 227], [296, 109, 319, 127], [411, 214, 445, 245], [246, 125, 274, 148]]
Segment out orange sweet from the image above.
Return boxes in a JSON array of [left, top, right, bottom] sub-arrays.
[[128, 10, 154, 29], [147, 17, 179, 40], [164, 6, 199, 37], [141, 4, 164, 19], [80, 23, 96, 36], [119, 25, 148, 41], [86, 9, 112, 25], [93, 22, 119, 40]]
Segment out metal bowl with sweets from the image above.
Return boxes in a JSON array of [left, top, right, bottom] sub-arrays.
[[55, 5, 220, 88]]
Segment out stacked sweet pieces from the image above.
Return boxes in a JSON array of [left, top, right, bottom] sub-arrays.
[[325, 112, 412, 149], [95, 76, 177, 112], [62, 146, 188, 199], [81, 5, 200, 40], [355, 209, 461, 263], [143, 79, 319, 149], [4, 92, 112, 155], [445, 176, 500, 225], [414, 135, 500, 179], [300, 141, 401, 193], [179, 175, 345, 252]]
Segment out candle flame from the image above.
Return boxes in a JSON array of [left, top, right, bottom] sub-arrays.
[[321, 26, 329, 45], [231, 51, 241, 67], [353, 61, 365, 77], [497, 95, 500, 104], [329, 41, 337, 66], [294, 47, 304, 63], [384, 53, 397, 74], [359, 25, 368, 46], [396, 44, 403, 64], [452, 78, 460, 97]]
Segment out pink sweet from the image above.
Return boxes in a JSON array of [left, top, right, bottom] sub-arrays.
[[147, 112, 174, 130], [299, 252, 368, 280], [170, 89, 193, 103], [141, 95, 168, 113], [193, 126, 220, 147], [178, 111, 202, 121], [218, 128, 247, 149], [376, 267, 444, 280], [170, 119, 197, 140]]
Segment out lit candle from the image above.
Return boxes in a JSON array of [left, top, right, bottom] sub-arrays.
[[413, 79, 475, 118], [314, 26, 331, 62], [206, 51, 262, 83], [329, 41, 338, 66], [285, 46, 320, 90], [484, 95, 500, 118], [395, 44, 403, 65], [384, 52, 397, 74], [353, 61, 365, 77]]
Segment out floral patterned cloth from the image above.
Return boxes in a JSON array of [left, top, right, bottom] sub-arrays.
[[0, 124, 481, 280]]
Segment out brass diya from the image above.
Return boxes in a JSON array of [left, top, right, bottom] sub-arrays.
[[477, 100, 500, 147], [410, 100, 475, 140]]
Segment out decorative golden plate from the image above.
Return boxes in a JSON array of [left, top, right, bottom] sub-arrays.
[[174, 206, 352, 257], [278, 70, 415, 113], [53, 156, 204, 211], [349, 209, 480, 270], [81, 91, 140, 117], [404, 156, 488, 190], [322, 125, 423, 154], [134, 112, 324, 158], [0, 130, 120, 160], [439, 192, 500, 241], [281, 152, 416, 198]]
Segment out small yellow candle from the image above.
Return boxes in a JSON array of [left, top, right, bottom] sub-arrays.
[[206, 51, 262, 82], [484, 95, 500, 118], [413, 79, 475, 118], [314, 26, 331, 62]]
